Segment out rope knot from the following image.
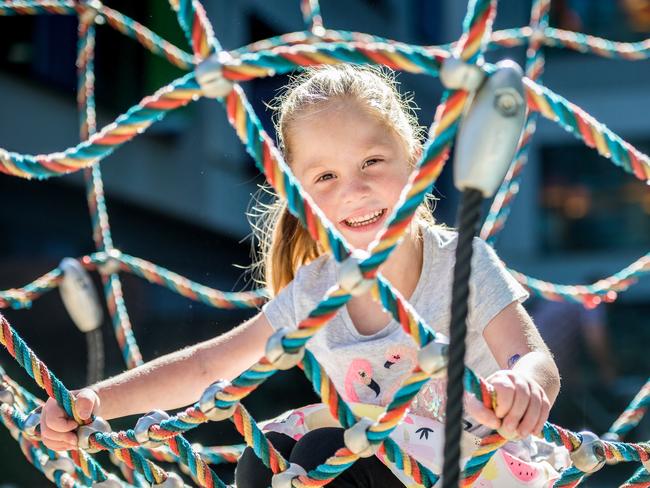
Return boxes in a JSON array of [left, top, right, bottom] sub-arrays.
[[570, 431, 606, 473], [271, 463, 308, 488], [265, 327, 305, 370], [77, 416, 111, 452], [344, 416, 379, 457], [0, 384, 15, 405], [195, 51, 235, 98], [78, 0, 104, 25], [417, 335, 449, 376], [41, 455, 76, 483], [198, 380, 237, 421], [134, 409, 171, 448], [338, 250, 375, 296]]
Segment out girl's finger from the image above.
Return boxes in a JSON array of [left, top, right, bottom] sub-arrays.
[[501, 378, 530, 435], [74, 389, 98, 420], [41, 426, 78, 445], [516, 387, 542, 437], [42, 434, 77, 452], [465, 395, 501, 430], [533, 392, 551, 436], [43, 408, 78, 433], [491, 376, 516, 419]]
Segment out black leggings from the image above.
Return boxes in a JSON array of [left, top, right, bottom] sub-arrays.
[[235, 428, 404, 487]]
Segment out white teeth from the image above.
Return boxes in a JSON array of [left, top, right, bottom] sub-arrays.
[[344, 209, 384, 227]]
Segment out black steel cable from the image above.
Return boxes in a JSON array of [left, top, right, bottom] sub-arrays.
[[442, 188, 484, 488], [85, 328, 105, 385]]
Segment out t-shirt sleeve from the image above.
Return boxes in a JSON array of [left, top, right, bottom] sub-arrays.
[[262, 278, 298, 332], [467, 237, 529, 333]]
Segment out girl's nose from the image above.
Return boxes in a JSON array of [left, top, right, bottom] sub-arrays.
[[343, 178, 371, 202]]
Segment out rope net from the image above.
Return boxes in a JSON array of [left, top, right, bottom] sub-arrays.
[[0, 0, 648, 486]]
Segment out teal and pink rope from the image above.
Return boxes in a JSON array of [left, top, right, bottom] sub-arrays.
[[1, 0, 649, 486]]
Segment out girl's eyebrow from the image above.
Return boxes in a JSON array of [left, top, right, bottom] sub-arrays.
[[296, 161, 329, 180]]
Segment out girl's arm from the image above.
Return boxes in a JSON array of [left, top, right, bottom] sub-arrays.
[[94, 312, 274, 419], [467, 301, 561, 438], [40, 312, 274, 450]]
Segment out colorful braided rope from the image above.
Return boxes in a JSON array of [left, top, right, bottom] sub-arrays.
[[1, 0, 649, 486]]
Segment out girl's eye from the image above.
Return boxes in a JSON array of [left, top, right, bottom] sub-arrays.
[[363, 158, 382, 168], [316, 173, 335, 183]]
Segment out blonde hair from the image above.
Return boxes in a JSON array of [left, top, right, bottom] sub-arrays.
[[251, 65, 435, 296]]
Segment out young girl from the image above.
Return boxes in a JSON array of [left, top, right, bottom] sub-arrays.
[[40, 65, 564, 487]]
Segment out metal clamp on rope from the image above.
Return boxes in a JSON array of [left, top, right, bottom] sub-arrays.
[[80, 0, 104, 25], [152, 472, 184, 488], [23, 407, 42, 439], [96, 248, 123, 276], [265, 327, 305, 370], [199, 380, 237, 421], [569, 431, 606, 473], [338, 250, 375, 297], [59, 257, 103, 333], [452, 59, 527, 197], [195, 51, 235, 99], [271, 462, 308, 488], [344, 417, 379, 458], [134, 409, 170, 448], [92, 474, 122, 488], [0, 384, 15, 405], [77, 417, 111, 453], [440, 56, 486, 92], [417, 335, 449, 376], [42, 456, 76, 483]]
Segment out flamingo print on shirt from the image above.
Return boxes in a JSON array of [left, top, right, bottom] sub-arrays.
[[344, 358, 381, 402], [381, 344, 417, 403]]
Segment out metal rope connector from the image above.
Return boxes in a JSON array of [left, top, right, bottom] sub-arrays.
[[134, 409, 170, 448], [153, 472, 184, 488], [570, 431, 606, 473], [59, 257, 103, 333], [0, 384, 15, 405], [42, 456, 76, 483], [199, 380, 237, 421], [265, 327, 305, 370], [77, 417, 111, 453], [338, 250, 374, 297], [417, 335, 449, 376], [23, 406, 42, 439], [80, 0, 104, 25], [97, 248, 123, 276], [271, 463, 308, 488], [195, 52, 235, 98], [440, 56, 486, 92], [344, 416, 379, 458], [453, 59, 527, 197]]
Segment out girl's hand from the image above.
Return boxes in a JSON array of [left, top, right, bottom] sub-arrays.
[[40, 388, 99, 451], [465, 369, 551, 439]]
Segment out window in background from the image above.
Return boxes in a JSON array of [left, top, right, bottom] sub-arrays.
[[0, 1, 188, 128], [539, 139, 650, 253], [550, 0, 650, 43]]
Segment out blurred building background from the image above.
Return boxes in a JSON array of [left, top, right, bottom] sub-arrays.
[[0, 0, 648, 486]]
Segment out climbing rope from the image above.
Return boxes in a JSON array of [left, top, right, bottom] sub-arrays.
[[0, 0, 649, 486]]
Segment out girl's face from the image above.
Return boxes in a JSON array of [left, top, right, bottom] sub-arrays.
[[287, 99, 413, 250]]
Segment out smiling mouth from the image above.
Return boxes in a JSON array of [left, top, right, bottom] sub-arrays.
[[343, 209, 386, 228]]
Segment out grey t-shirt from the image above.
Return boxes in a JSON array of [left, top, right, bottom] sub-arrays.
[[263, 226, 528, 419]]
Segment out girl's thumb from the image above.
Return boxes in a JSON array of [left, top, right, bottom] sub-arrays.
[[75, 389, 97, 420]]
